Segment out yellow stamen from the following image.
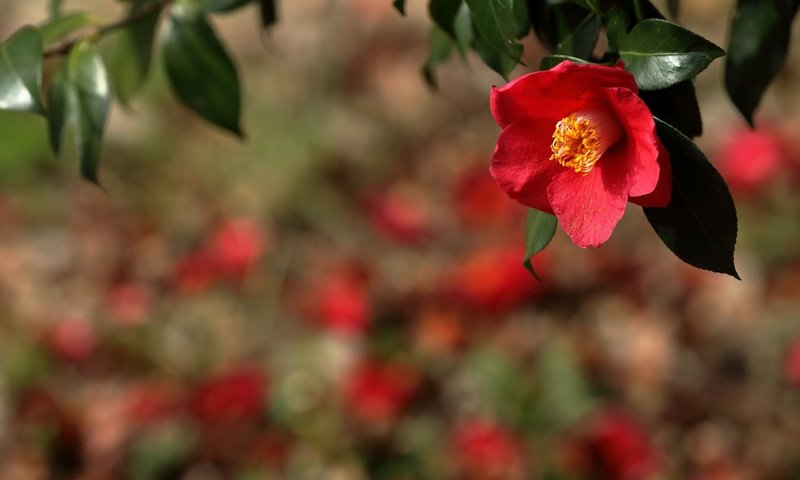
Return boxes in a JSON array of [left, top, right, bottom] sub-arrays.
[[550, 106, 624, 174]]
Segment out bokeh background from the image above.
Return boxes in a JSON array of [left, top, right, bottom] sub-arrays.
[[2, 1, 800, 479]]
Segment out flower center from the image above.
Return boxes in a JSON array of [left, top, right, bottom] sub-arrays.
[[549, 106, 624, 174]]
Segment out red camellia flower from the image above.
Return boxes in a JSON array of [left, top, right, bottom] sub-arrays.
[[186, 366, 268, 425], [577, 409, 661, 480], [451, 420, 526, 480], [302, 266, 372, 336], [715, 127, 789, 196], [445, 244, 546, 314], [490, 61, 671, 247], [343, 359, 419, 424], [208, 218, 266, 281]]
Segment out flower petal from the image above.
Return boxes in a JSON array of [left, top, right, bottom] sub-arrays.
[[603, 87, 661, 197], [491, 61, 639, 129], [547, 160, 629, 248], [490, 120, 564, 214], [630, 140, 672, 207]]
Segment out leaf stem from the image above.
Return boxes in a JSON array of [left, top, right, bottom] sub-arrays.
[[43, 0, 173, 58]]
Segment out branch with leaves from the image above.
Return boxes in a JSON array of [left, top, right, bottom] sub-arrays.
[[0, 0, 798, 278]]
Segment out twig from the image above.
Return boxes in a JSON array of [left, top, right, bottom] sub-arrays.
[[43, 0, 173, 58]]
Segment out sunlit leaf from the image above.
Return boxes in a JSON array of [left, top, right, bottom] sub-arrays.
[[109, 4, 161, 105], [39, 11, 104, 45], [48, 41, 111, 185], [644, 119, 739, 279], [619, 19, 724, 90], [162, 1, 243, 136], [0, 27, 45, 114]]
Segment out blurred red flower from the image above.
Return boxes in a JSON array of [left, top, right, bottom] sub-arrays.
[[172, 248, 216, 294], [299, 266, 372, 336], [187, 366, 268, 425], [451, 420, 526, 480], [126, 382, 180, 425], [366, 183, 432, 245], [208, 218, 266, 281], [715, 127, 789, 196], [783, 337, 800, 387], [42, 316, 97, 362], [344, 359, 419, 424], [453, 166, 522, 228], [490, 60, 671, 247], [572, 409, 660, 480], [445, 244, 546, 314], [106, 281, 152, 326]]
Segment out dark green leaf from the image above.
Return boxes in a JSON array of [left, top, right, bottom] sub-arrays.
[[259, 0, 278, 27], [473, 28, 522, 79], [162, 1, 243, 136], [39, 11, 103, 45], [109, 5, 160, 105], [539, 54, 592, 69], [393, 0, 406, 15], [604, 1, 665, 52], [466, 0, 524, 62], [48, 41, 111, 185], [644, 119, 739, 279], [523, 209, 557, 279], [0, 27, 46, 114], [511, 0, 531, 38], [422, 26, 454, 89], [725, 0, 799, 125], [639, 80, 702, 137], [544, 4, 601, 59], [429, 0, 462, 36], [619, 19, 724, 90], [200, 0, 252, 13]]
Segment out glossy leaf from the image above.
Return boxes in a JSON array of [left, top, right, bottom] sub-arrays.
[[393, 0, 406, 15], [523, 209, 557, 279], [473, 29, 521, 79], [422, 26, 454, 89], [465, 0, 524, 62], [201, 0, 253, 12], [639, 80, 702, 138], [0, 27, 46, 114], [619, 19, 724, 90], [644, 119, 739, 279], [162, 1, 243, 136], [39, 11, 104, 45], [109, 4, 160, 105], [48, 41, 111, 185], [259, 0, 277, 28], [725, 0, 800, 125], [429, 0, 462, 36], [452, 2, 473, 56]]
